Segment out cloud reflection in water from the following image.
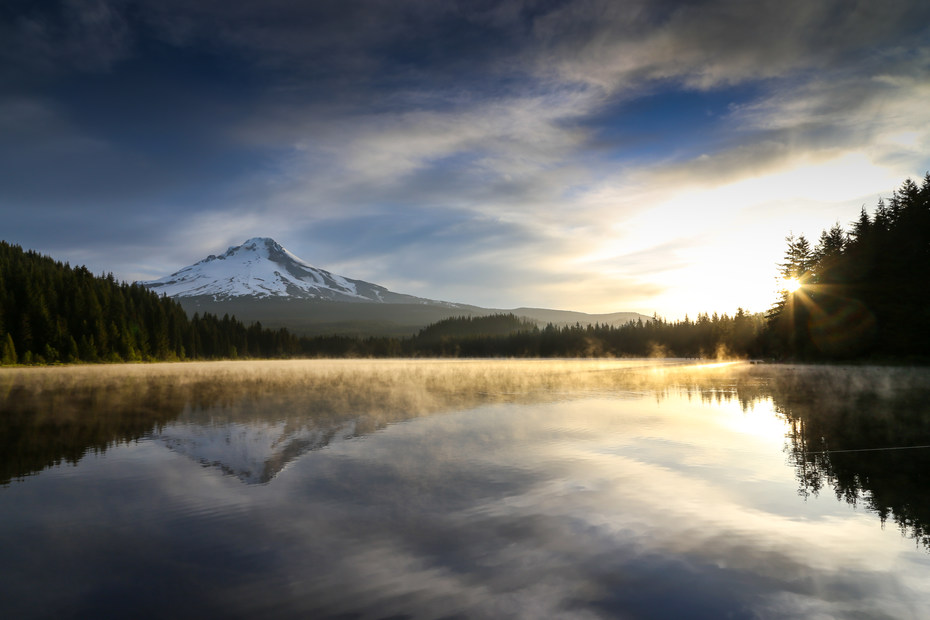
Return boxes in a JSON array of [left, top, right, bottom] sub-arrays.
[[1, 360, 929, 618]]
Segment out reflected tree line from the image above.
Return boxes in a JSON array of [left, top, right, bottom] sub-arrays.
[[0, 379, 185, 485], [1, 360, 642, 485], [687, 366, 930, 550], [770, 368, 930, 549], [626, 365, 930, 550], [5, 363, 930, 549]]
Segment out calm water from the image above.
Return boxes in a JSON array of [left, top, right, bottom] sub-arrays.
[[2, 360, 930, 619]]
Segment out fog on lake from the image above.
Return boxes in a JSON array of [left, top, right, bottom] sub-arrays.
[[2, 359, 930, 619]]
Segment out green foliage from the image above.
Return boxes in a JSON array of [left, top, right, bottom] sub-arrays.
[[416, 314, 536, 340], [0, 242, 310, 364], [411, 314, 538, 355], [1, 332, 15, 365], [0, 242, 772, 362], [290, 310, 766, 359], [8, 169, 925, 367]]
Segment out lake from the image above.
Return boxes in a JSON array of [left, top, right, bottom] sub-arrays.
[[2, 359, 930, 619]]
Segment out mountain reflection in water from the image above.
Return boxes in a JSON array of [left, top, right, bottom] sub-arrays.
[[1, 360, 930, 618]]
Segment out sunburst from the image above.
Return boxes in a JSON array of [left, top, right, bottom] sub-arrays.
[[782, 278, 802, 293]]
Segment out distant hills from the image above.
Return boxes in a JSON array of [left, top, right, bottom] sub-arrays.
[[9, 172, 925, 362], [141, 237, 650, 335], [0, 237, 767, 363]]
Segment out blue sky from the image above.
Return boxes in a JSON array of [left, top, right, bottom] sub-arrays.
[[2, 0, 929, 317]]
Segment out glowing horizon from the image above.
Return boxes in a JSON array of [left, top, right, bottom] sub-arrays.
[[1, 1, 928, 320]]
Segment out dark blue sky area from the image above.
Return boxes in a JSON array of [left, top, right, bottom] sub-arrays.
[[2, 0, 929, 314], [585, 85, 763, 161]]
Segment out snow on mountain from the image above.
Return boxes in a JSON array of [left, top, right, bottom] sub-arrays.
[[142, 237, 418, 303], [156, 417, 357, 484]]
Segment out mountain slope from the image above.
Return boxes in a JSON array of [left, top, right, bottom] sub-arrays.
[[142, 237, 651, 335], [142, 237, 455, 305]]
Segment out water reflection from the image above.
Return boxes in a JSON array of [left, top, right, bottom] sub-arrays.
[[1, 359, 701, 485], [770, 366, 930, 549], [4, 361, 930, 531], [2, 360, 930, 618]]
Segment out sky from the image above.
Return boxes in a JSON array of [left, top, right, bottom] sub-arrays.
[[2, 0, 929, 318]]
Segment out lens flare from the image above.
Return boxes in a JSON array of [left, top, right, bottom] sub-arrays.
[[783, 278, 802, 293]]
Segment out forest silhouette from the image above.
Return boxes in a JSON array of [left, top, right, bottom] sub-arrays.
[[766, 174, 930, 360], [1, 174, 928, 364]]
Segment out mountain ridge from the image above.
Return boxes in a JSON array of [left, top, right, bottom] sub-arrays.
[[142, 237, 651, 335], [142, 237, 462, 307]]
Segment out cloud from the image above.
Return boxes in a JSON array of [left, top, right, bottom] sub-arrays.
[[2, 0, 930, 314], [1, 0, 132, 78], [530, 0, 930, 91]]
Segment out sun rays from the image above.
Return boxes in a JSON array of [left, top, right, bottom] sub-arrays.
[[782, 278, 802, 293]]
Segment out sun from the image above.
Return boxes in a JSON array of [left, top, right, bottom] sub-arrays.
[[783, 278, 802, 293]]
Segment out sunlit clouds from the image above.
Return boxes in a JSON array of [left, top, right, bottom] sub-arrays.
[[1, 0, 929, 317]]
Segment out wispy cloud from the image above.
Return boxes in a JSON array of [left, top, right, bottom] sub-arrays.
[[2, 0, 929, 315]]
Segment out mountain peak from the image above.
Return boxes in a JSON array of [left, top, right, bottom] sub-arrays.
[[142, 237, 376, 301], [207, 237, 290, 262], [141, 237, 443, 305], [236, 237, 282, 252]]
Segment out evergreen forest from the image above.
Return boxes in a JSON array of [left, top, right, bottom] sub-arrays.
[[0, 241, 306, 364], [765, 173, 930, 360], [0, 174, 928, 364]]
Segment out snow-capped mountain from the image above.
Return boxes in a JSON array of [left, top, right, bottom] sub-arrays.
[[141, 236, 650, 335], [156, 417, 359, 484], [142, 237, 443, 304]]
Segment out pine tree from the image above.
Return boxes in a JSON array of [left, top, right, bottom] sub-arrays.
[[1, 332, 16, 365], [849, 207, 871, 243], [779, 233, 813, 282]]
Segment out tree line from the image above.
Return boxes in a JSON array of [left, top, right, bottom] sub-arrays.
[[0, 241, 307, 364], [302, 311, 766, 359], [2, 173, 927, 365], [0, 236, 765, 364], [765, 173, 930, 360]]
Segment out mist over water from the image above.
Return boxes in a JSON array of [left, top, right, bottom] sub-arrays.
[[2, 360, 929, 618]]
